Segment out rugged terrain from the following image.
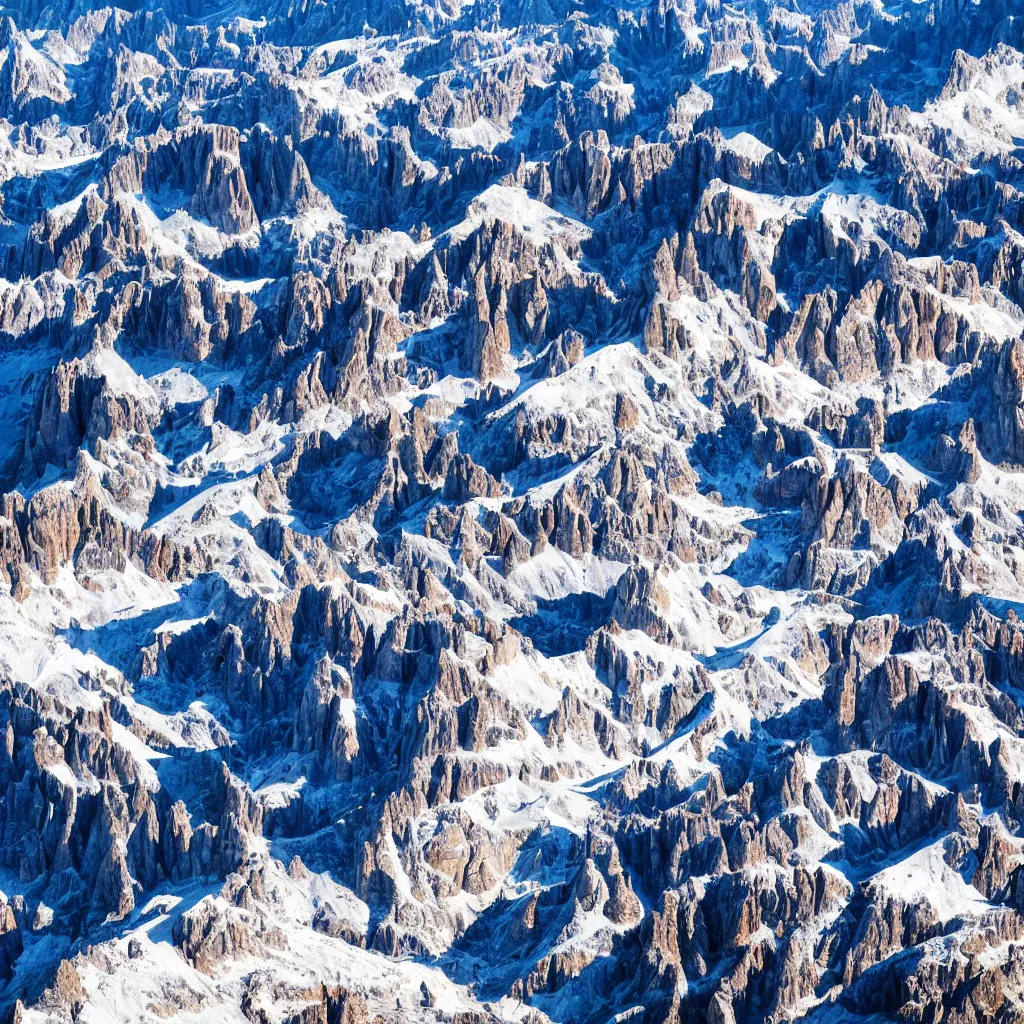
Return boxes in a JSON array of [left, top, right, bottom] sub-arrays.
[[0, 0, 1024, 1020]]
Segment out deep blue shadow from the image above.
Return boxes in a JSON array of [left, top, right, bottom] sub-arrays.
[[509, 590, 615, 657]]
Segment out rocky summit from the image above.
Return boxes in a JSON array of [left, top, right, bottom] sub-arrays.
[[1, 0, 1024, 1021]]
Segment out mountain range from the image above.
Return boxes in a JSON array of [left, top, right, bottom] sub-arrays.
[[1, 0, 1024, 1021]]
